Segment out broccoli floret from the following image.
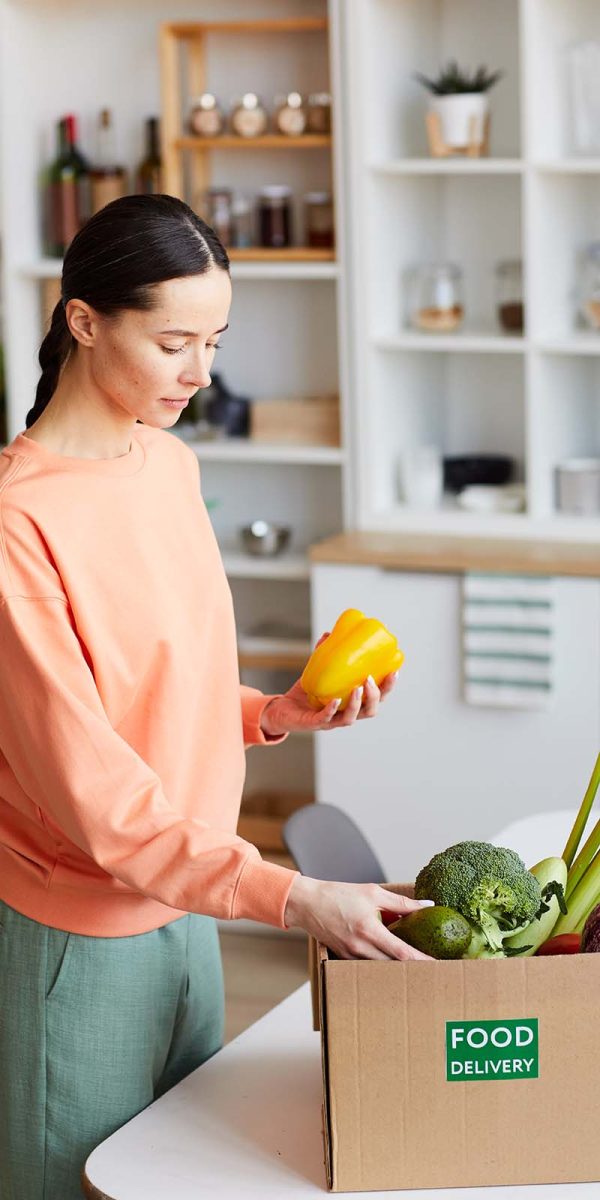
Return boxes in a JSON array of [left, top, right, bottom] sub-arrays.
[[414, 841, 542, 957]]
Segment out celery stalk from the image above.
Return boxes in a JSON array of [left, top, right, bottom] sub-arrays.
[[562, 752, 600, 873], [552, 859, 600, 938]]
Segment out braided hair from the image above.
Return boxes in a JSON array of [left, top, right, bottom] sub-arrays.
[[26, 193, 229, 428]]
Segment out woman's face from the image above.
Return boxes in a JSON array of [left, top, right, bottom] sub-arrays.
[[82, 269, 232, 429]]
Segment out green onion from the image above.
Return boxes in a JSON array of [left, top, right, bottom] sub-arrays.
[[562, 752, 600, 873], [552, 753, 600, 936]]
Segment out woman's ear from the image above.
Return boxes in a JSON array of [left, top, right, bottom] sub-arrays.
[[64, 299, 98, 347]]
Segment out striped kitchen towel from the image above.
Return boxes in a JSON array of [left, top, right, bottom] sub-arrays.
[[462, 572, 555, 709]]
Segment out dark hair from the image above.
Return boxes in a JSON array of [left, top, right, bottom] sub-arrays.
[[27, 194, 230, 427]]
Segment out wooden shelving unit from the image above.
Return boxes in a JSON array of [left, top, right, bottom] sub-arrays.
[[159, 16, 335, 264]]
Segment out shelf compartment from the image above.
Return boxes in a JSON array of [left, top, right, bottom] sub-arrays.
[[362, 350, 526, 521], [528, 172, 600, 341], [353, 0, 520, 162], [525, 0, 600, 162], [368, 173, 523, 340], [530, 352, 600, 519]]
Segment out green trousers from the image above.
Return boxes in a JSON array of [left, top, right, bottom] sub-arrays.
[[0, 897, 225, 1200]]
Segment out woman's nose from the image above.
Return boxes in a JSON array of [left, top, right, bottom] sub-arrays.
[[180, 354, 211, 389]]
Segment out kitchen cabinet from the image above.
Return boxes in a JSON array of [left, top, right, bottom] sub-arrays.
[[310, 557, 600, 884]]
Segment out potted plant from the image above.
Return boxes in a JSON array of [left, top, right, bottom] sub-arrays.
[[414, 60, 503, 153]]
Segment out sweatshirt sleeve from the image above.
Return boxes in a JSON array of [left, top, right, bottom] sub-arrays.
[[0, 595, 299, 928], [240, 685, 289, 747]]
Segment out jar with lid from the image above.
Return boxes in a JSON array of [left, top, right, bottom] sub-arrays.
[[495, 259, 524, 333], [231, 195, 254, 248], [274, 92, 306, 136], [307, 92, 332, 134], [405, 263, 464, 332], [230, 93, 268, 138], [258, 186, 293, 249], [579, 242, 600, 330], [305, 191, 334, 249], [189, 94, 224, 138], [204, 187, 232, 246]]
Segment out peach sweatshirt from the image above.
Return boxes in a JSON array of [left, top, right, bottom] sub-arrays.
[[0, 424, 299, 936]]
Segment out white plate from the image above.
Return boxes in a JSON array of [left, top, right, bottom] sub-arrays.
[[456, 484, 526, 514]]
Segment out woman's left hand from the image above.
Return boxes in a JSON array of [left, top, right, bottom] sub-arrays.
[[259, 632, 400, 738]]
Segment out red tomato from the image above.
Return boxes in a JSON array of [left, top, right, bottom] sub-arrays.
[[380, 909, 399, 927], [536, 933, 581, 956]]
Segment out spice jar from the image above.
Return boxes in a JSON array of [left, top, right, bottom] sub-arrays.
[[496, 259, 524, 333], [189, 94, 224, 138], [579, 242, 600, 330], [258, 185, 293, 249], [204, 187, 232, 246], [274, 92, 307, 136], [307, 92, 332, 134], [305, 191, 334, 249], [406, 263, 464, 332], [230, 93, 268, 138]]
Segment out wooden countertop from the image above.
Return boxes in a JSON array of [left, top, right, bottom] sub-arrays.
[[309, 531, 600, 578]]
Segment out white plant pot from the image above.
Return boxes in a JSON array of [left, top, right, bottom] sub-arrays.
[[430, 93, 489, 147]]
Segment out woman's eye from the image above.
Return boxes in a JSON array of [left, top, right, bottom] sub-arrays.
[[208, 343, 221, 351], [161, 345, 187, 355]]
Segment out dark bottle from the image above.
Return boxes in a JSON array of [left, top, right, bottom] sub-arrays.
[[45, 115, 91, 256], [135, 118, 163, 195]]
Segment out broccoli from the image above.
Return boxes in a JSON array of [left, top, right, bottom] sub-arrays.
[[414, 841, 542, 957]]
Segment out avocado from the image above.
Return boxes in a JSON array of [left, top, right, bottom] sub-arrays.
[[388, 905, 472, 959]]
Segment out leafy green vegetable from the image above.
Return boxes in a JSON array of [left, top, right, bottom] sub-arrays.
[[414, 841, 542, 958]]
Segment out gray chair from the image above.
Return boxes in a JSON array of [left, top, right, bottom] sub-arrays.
[[282, 802, 386, 883]]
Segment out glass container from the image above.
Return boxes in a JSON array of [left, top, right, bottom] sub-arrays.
[[258, 186, 293, 249], [230, 93, 268, 138], [307, 92, 332, 134], [579, 242, 600, 330], [305, 191, 334, 249], [204, 187, 232, 246], [274, 92, 307, 136], [495, 259, 524, 333], [405, 263, 464, 333], [189, 94, 224, 138]]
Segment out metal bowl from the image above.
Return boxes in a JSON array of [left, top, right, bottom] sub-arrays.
[[239, 520, 291, 557]]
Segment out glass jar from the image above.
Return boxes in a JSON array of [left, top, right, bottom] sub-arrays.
[[230, 93, 268, 138], [258, 186, 293, 248], [307, 92, 332, 134], [495, 259, 524, 333], [579, 242, 600, 330], [405, 263, 464, 332], [204, 187, 232, 246], [305, 191, 334, 249], [189, 94, 224, 138], [274, 92, 307, 136], [231, 195, 254, 248]]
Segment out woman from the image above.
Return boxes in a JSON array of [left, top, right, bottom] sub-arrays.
[[0, 194, 428, 1200]]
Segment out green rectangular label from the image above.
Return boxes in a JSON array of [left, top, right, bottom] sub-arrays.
[[446, 1019, 538, 1082]]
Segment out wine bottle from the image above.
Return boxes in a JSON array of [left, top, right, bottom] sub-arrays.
[[135, 117, 163, 194], [90, 109, 127, 215], [45, 114, 91, 256]]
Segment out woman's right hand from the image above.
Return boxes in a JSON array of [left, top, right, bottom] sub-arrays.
[[283, 874, 433, 961]]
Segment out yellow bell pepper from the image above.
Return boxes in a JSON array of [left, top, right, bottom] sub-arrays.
[[300, 607, 404, 712]]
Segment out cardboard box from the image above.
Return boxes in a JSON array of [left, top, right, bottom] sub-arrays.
[[310, 886, 600, 1192], [249, 394, 340, 446]]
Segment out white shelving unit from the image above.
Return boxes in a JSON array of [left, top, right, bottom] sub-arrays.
[[0, 0, 350, 819], [341, 0, 600, 542]]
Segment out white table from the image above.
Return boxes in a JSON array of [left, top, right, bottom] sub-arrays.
[[84, 982, 600, 1199]]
